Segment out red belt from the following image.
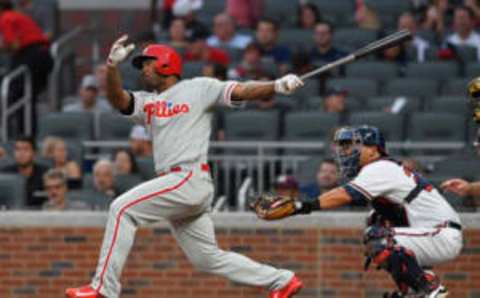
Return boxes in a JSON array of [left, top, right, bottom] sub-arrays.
[[158, 163, 210, 177]]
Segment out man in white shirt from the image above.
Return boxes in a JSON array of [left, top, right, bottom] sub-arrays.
[[207, 13, 252, 50], [398, 12, 430, 62], [445, 6, 480, 60]]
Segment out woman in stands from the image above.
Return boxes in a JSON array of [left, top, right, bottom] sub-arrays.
[[112, 149, 139, 176], [297, 3, 322, 29], [42, 137, 82, 187]]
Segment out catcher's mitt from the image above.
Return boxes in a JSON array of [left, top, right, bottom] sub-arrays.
[[251, 193, 299, 220]]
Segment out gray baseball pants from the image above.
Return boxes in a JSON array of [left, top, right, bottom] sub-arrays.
[[90, 167, 293, 298]]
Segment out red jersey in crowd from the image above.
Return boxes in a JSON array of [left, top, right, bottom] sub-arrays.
[[0, 10, 49, 49]]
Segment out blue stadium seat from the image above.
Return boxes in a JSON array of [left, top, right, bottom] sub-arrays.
[[327, 78, 378, 99], [349, 112, 405, 141], [0, 174, 26, 209], [407, 112, 466, 142], [38, 112, 94, 142]]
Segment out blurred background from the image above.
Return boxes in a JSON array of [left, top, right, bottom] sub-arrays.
[[1, 2, 480, 297]]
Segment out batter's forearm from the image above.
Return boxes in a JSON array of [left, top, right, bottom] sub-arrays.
[[106, 65, 131, 111], [231, 81, 276, 102]]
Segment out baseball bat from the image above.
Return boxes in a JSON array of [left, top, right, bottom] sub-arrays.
[[300, 30, 412, 80]]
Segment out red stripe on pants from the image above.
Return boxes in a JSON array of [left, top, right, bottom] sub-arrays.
[[96, 171, 193, 293]]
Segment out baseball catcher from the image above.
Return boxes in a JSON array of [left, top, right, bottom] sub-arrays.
[[254, 125, 463, 298], [65, 35, 304, 298]]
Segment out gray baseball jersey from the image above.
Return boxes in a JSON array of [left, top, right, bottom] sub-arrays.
[[127, 77, 240, 173]]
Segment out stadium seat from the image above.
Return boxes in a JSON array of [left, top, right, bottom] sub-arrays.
[[263, 0, 297, 26], [224, 111, 279, 141], [367, 96, 422, 113], [327, 78, 378, 99], [416, 30, 437, 45], [97, 112, 135, 140], [137, 156, 156, 180], [0, 174, 26, 209], [278, 29, 314, 50], [384, 78, 438, 99], [311, 0, 354, 14], [407, 112, 466, 142], [305, 96, 365, 111], [38, 112, 94, 142], [333, 28, 378, 51], [68, 190, 112, 211], [404, 62, 459, 82], [465, 63, 480, 79], [440, 78, 471, 96], [283, 112, 339, 141], [114, 174, 144, 194], [430, 96, 468, 115], [365, 0, 410, 15], [292, 79, 320, 102], [183, 62, 206, 79], [345, 61, 398, 82], [349, 112, 404, 141], [455, 45, 478, 63]]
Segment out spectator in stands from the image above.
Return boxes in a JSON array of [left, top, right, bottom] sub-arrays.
[[402, 157, 426, 174], [228, 42, 267, 80], [112, 149, 139, 176], [202, 63, 227, 80], [93, 159, 117, 198], [42, 137, 82, 183], [310, 22, 346, 63], [255, 18, 291, 74], [63, 74, 113, 113], [172, 0, 209, 39], [297, 2, 322, 29], [17, 0, 59, 39], [398, 12, 430, 62], [465, 0, 480, 22], [300, 158, 339, 198], [355, 0, 381, 30], [42, 169, 89, 211], [273, 175, 300, 198], [323, 87, 349, 122], [0, 145, 6, 160], [445, 6, 480, 60], [0, 0, 53, 134], [382, 40, 407, 65], [0, 136, 49, 209], [129, 125, 153, 157], [226, 0, 264, 28], [185, 28, 230, 66], [421, 0, 448, 37], [207, 13, 252, 50], [94, 63, 108, 100], [168, 18, 188, 49]]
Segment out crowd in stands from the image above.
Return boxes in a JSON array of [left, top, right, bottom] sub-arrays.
[[2, 0, 480, 211]]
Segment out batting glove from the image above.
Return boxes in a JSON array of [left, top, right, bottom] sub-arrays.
[[274, 74, 304, 95], [107, 35, 135, 66]]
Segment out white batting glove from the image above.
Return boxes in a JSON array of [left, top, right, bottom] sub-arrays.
[[107, 35, 135, 66], [274, 74, 304, 95]]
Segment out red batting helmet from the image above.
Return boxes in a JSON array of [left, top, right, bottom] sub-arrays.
[[132, 44, 182, 76]]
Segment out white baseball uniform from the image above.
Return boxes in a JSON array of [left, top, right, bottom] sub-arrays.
[[89, 77, 293, 297], [346, 159, 463, 267]]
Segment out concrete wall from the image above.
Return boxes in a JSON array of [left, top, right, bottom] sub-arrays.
[[0, 212, 479, 298]]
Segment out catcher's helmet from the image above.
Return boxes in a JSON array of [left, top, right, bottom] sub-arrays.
[[334, 125, 387, 179], [132, 44, 182, 76]]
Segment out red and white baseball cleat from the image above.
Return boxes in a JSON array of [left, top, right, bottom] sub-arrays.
[[65, 285, 104, 298], [269, 275, 303, 298]]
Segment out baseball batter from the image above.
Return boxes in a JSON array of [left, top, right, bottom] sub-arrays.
[[65, 35, 304, 298], [254, 126, 463, 298]]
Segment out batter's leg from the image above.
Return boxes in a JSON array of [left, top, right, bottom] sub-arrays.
[[171, 212, 294, 290], [90, 172, 195, 298]]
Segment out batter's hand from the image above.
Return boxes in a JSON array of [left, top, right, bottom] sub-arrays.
[[274, 74, 304, 95], [440, 178, 471, 197], [107, 35, 135, 66]]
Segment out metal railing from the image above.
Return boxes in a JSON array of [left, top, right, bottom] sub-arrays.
[[1, 65, 32, 142], [49, 26, 84, 111], [81, 140, 467, 209]]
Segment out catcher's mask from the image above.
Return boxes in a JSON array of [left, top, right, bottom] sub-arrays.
[[468, 77, 480, 123], [334, 125, 387, 180]]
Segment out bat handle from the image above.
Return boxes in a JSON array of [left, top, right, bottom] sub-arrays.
[[300, 54, 356, 81]]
